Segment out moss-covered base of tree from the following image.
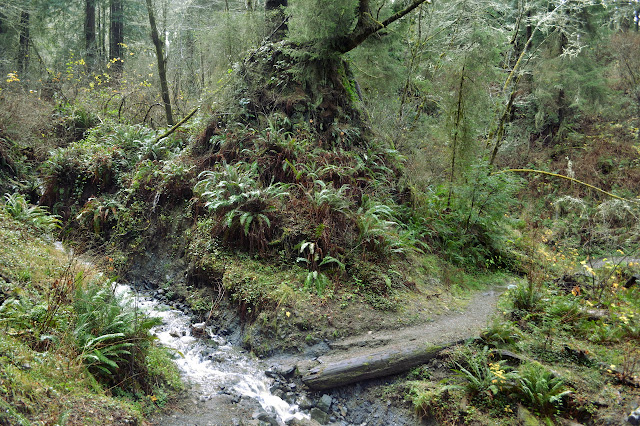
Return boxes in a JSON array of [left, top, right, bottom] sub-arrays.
[[230, 41, 371, 149]]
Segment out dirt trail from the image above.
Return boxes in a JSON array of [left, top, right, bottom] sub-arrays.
[[294, 286, 508, 381], [327, 287, 503, 357]]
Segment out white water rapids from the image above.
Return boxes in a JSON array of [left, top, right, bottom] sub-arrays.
[[114, 283, 307, 424]]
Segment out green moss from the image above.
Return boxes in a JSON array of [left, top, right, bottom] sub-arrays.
[[337, 60, 359, 105]]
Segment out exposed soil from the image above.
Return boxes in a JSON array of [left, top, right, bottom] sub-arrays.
[[309, 287, 505, 363]]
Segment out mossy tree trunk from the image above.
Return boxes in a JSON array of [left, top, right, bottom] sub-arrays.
[[238, 0, 431, 146]]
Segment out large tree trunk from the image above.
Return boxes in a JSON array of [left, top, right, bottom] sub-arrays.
[[234, 0, 430, 147], [110, 0, 124, 73], [145, 0, 174, 126], [85, 0, 97, 68], [238, 43, 369, 147]]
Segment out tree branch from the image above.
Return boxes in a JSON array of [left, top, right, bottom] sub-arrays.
[[494, 169, 637, 203], [380, 0, 430, 28], [154, 106, 199, 143], [333, 0, 431, 54]]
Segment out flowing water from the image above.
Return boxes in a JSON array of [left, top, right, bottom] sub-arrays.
[[115, 284, 307, 424], [54, 243, 305, 424]]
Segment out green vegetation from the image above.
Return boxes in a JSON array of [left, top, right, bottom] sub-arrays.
[[2, 0, 640, 423], [0, 211, 181, 424], [408, 258, 640, 424]]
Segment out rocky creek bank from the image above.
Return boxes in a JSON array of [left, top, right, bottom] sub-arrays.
[[144, 281, 506, 425]]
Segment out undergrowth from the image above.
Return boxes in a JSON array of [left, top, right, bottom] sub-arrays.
[[408, 256, 640, 425], [0, 210, 181, 424]]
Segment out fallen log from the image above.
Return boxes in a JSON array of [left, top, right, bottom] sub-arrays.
[[302, 340, 460, 390]]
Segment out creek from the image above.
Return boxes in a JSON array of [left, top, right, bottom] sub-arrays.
[[53, 242, 307, 425], [55, 243, 501, 425], [114, 283, 309, 425]]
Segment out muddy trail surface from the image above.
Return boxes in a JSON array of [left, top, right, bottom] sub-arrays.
[[313, 287, 505, 360], [152, 286, 508, 426]]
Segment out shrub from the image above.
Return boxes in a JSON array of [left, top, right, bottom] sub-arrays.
[[2, 193, 61, 232], [421, 163, 523, 269], [513, 362, 572, 416], [450, 345, 515, 401], [194, 161, 289, 252], [73, 280, 161, 390]]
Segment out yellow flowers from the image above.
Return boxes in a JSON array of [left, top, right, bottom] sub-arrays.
[[489, 363, 507, 381], [281, 308, 292, 318], [580, 260, 596, 276], [6, 72, 20, 83], [106, 57, 123, 69]]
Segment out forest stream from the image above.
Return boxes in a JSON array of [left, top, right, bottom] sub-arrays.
[[50, 242, 510, 425]]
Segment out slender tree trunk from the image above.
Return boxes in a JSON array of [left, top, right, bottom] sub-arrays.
[[145, 0, 174, 125], [447, 63, 466, 208], [0, 10, 6, 35], [18, 10, 30, 75], [110, 0, 124, 73], [184, 29, 198, 94], [99, 2, 106, 59], [85, 0, 97, 68]]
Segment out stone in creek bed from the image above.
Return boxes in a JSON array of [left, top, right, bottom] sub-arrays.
[[296, 394, 314, 410], [629, 406, 640, 426], [191, 323, 208, 337], [265, 369, 280, 379], [309, 407, 331, 425], [316, 394, 332, 412], [254, 410, 279, 426], [286, 418, 322, 426], [283, 391, 296, 404]]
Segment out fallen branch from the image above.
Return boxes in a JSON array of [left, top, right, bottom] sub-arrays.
[[154, 106, 199, 143], [301, 341, 452, 390], [494, 168, 637, 203]]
